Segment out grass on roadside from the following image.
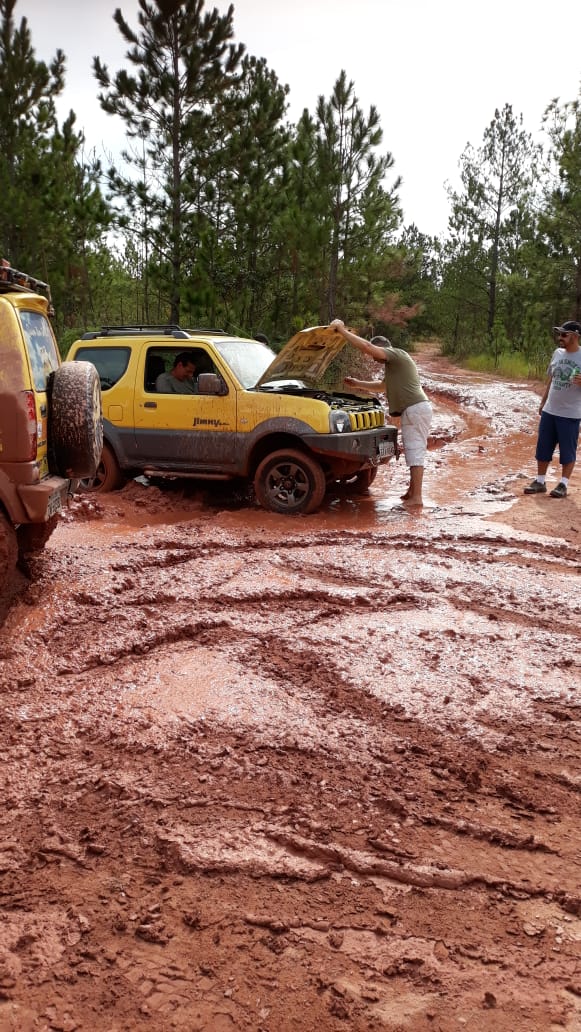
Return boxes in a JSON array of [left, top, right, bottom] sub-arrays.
[[463, 351, 544, 380]]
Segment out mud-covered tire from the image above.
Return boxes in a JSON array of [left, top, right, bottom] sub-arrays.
[[0, 511, 19, 623], [78, 442, 126, 494], [0, 511, 17, 579], [254, 449, 326, 515], [16, 515, 60, 557], [50, 362, 103, 478]]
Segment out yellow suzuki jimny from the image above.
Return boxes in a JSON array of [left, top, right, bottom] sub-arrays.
[[67, 323, 398, 514], [0, 261, 102, 593]]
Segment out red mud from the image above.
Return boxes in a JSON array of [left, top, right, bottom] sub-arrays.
[[1, 347, 580, 1032]]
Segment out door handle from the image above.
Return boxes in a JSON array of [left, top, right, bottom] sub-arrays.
[[144, 401, 157, 409]]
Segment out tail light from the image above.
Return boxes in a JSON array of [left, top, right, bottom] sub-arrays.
[[23, 390, 38, 460]]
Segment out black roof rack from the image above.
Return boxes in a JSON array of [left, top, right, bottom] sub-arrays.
[[0, 259, 52, 304], [80, 324, 228, 341], [80, 324, 192, 340]]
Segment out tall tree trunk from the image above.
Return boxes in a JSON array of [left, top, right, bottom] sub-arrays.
[[170, 38, 181, 326], [327, 222, 340, 321], [487, 144, 506, 346], [575, 258, 581, 321]]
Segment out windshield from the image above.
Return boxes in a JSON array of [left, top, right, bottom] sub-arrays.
[[212, 338, 274, 388]]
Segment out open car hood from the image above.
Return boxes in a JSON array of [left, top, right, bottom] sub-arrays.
[[256, 325, 347, 388]]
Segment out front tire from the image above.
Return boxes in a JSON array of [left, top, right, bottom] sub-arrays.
[[254, 449, 326, 515], [79, 443, 126, 493]]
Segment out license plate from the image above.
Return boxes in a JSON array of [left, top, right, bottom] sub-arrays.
[[47, 490, 63, 518], [379, 441, 394, 458]]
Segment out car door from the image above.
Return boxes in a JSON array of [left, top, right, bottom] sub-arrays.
[[133, 344, 239, 471]]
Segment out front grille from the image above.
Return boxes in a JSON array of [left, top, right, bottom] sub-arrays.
[[349, 409, 385, 431]]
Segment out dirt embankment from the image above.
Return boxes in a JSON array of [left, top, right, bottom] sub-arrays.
[[1, 351, 580, 1032]]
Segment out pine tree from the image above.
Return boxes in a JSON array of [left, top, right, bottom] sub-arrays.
[[94, 0, 244, 324], [0, 0, 65, 260], [199, 53, 289, 334], [0, 0, 110, 325], [313, 71, 401, 322], [540, 93, 581, 321], [447, 104, 539, 356]]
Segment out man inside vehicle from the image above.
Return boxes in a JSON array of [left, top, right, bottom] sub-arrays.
[[155, 352, 198, 394]]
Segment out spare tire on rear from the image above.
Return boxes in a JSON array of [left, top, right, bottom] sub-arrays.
[[49, 362, 103, 478]]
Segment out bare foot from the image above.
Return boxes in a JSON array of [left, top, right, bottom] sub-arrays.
[[400, 491, 411, 500], [402, 496, 423, 507]]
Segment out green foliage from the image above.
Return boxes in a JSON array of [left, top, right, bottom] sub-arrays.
[[8, 0, 581, 366], [432, 93, 581, 362], [464, 349, 546, 380], [94, 0, 245, 324], [0, 0, 111, 324]]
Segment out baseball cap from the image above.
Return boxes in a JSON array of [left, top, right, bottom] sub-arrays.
[[554, 320, 581, 334]]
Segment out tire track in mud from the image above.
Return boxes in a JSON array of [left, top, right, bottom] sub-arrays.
[[2, 465, 581, 1030], [2, 672, 579, 1032]]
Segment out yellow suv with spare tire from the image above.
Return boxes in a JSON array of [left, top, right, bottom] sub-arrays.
[[0, 261, 102, 599], [66, 323, 397, 515]]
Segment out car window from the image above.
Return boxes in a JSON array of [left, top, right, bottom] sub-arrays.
[[18, 310, 60, 391], [145, 346, 222, 393], [74, 346, 130, 391]]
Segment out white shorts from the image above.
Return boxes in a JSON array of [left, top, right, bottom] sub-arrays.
[[400, 401, 432, 467]]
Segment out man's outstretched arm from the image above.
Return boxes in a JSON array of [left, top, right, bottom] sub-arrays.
[[344, 376, 385, 393], [330, 319, 388, 363]]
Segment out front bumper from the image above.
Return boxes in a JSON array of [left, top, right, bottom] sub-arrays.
[[301, 425, 398, 463]]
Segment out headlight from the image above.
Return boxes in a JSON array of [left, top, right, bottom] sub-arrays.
[[330, 410, 351, 433]]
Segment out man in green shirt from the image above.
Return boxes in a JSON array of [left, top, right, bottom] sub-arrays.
[[155, 352, 198, 395], [330, 319, 432, 507]]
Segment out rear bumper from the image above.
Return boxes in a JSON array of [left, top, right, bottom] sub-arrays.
[[17, 476, 71, 522], [301, 426, 398, 464]]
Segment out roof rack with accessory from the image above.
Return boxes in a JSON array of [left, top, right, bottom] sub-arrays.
[[0, 258, 53, 307]]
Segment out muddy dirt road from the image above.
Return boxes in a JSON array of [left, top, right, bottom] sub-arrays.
[[1, 351, 580, 1032]]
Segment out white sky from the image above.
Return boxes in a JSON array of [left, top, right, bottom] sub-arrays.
[[16, 0, 581, 238]]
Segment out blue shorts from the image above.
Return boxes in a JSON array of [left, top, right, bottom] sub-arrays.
[[536, 410, 580, 465]]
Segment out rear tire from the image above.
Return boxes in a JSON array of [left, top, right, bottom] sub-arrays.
[[50, 362, 103, 478], [16, 515, 60, 557], [254, 449, 326, 515], [79, 442, 126, 493], [0, 511, 19, 624], [0, 511, 17, 578]]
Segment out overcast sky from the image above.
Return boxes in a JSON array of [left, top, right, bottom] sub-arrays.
[[17, 0, 581, 238]]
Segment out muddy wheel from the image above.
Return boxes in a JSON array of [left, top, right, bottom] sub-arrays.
[[254, 449, 326, 515], [50, 362, 103, 478], [16, 515, 60, 557], [0, 510, 17, 578], [342, 467, 378, 494], [0, 511, 19, 623], [78, 442, 126, 493]]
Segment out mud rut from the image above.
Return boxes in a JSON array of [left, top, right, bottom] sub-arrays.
[[1, 353, 580, 1032]]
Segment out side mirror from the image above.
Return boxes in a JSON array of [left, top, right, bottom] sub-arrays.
[[197, 372, 226, 395]]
